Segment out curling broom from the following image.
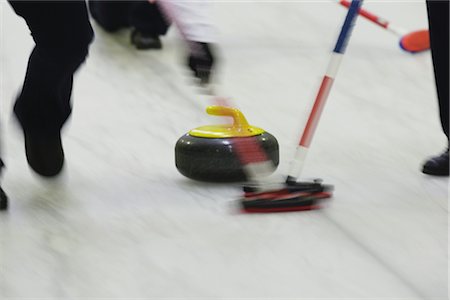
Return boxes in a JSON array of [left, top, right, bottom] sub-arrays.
[[241, 0, 364, 213], [338, 0, 429, 53]]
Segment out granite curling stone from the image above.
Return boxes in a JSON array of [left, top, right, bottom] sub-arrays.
[[175, 105, 279, 182]]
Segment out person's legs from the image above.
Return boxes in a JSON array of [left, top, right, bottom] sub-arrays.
[[129, 1, 171, 49], [422, 0, 449, 176], [8, 1, 94, 177]]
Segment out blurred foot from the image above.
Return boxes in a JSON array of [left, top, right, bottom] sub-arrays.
[[422, 148, 449, 176], [131, 29, 162, 50], [24, 131, 65, 177], [0, 186, 7, 210], [0, 160, 6, 210]]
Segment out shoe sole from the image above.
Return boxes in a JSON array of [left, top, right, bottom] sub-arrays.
[[422, 167, 449, 176]]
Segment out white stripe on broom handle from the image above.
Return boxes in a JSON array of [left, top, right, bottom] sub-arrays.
[[386, 23, 407, 37]]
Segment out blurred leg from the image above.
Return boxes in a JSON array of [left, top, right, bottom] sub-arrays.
[[422, 0, 449, 176], [8, 1, 94, 176], [426, 0, 449, 139], [88, 0, 131, 32], [129, 1, 171, 49], [129, 1, 170, 36]]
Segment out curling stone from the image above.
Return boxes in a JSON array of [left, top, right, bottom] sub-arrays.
[[175, 105, 279, 182]]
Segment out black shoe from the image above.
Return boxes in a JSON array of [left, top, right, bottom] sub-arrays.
[[24, 131, 65, 177], [131, 29, 162, 50], [422, 148, 449, 176], [0, 186, 7, 210], [0, 159, 6, 210]]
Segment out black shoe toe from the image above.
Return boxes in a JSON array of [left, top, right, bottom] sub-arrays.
[[422, 149, 449, 176], [0, 187, 7, 210], [24, 132, 65, 177]]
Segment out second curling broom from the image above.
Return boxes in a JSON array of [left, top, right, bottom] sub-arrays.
[[337, 0, 429, 53], [240, 0, 364, 213]]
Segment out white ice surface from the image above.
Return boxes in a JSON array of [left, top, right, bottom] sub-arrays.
[[0, 1, 448, 299]]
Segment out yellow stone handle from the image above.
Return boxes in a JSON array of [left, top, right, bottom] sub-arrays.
[[206, 105, 250, 129]]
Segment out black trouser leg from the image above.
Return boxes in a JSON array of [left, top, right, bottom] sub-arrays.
[[426, 0, 449, 140], [129, 1, 170, 36], [88, 0, 131, 32], [8, 1, 94, 137], [88, 0, 170, 36]]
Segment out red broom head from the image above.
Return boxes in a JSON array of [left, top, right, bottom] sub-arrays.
[[399, 29, 430, 53]]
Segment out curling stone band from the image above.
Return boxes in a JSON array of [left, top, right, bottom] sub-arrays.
[[175, 105, 279, 182]]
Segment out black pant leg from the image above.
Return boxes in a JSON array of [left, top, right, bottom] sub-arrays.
[[426, 0, 449, 140], [88, 0, 131, 32], [8, 1, 94, 137], [129, 1, 170, 36]]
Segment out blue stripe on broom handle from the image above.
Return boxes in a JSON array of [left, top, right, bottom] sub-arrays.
[[334, 0, 363, 54]]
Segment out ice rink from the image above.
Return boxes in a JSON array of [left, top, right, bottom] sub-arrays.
[[1, 1, 448, 299]]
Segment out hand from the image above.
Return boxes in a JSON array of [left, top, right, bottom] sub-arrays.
[[187, 42, 216, 85]]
